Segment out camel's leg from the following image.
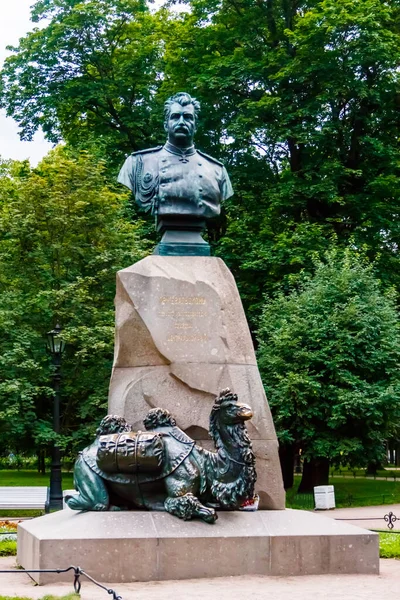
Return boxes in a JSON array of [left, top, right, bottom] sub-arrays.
[[163, 463, 217, 524], [65, 454, 109, 511], [164, 493, 217, 523]]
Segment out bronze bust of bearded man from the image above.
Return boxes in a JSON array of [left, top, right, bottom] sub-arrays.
[[118, 92, 233, 255]]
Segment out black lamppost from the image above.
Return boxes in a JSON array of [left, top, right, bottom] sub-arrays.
[[46, 323, 66, 510]]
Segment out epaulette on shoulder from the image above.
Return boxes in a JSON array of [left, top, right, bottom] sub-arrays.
[[131, 145, 163, 156], [197, 149, 223, 167]]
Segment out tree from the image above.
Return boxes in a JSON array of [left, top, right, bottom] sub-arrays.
[[0, 0, 165, 164], [257, 250, 400, 492], [0, 147, 151, 460], [2, 0, 400, 471], [3, 0, 399, 325], [161, 0, 400, 323]]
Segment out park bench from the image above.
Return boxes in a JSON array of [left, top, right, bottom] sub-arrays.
[[0, 486, 50, 513]]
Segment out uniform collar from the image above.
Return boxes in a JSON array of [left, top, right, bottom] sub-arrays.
[[164, 141, 196, 162]]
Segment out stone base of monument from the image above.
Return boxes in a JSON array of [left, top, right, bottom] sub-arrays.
[[17, 509, 378, 584], [108, 255, 286, 510]]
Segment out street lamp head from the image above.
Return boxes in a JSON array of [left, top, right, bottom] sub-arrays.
[[46, 323, 66, 356]]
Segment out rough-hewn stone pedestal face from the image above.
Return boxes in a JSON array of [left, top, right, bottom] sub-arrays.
[[108, 256, 284, 509], [17, 509, 379, 584]]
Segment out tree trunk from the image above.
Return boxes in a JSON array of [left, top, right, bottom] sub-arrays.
[[278, 444, 295, 490], [388, 442, 394, 465], [37, 450, 46, 475], [366, 461, 382, 476], [297, 458, 329, 493]]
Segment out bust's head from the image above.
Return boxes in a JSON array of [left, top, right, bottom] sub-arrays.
[[164, 92, 201, 148]]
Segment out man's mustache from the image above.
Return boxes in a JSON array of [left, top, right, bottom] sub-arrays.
[[174, 125, 189, 131]]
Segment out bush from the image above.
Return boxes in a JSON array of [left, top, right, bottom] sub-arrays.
[[379, 532, 400, 558]]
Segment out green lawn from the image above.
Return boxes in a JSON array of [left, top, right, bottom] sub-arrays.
[[286, 475, 400, 509], [0, 471, 74, 489], [379, 532, 400, 558], [0, 471, 74, 517]]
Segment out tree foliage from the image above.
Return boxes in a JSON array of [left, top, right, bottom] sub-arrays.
[[161, 0, 400, 318], [0, 0, 165, 164], [2, 0, 399, 307], [257, 250, 400, 488], [0, 0, 400, 467], [0, 148, 150, 457]]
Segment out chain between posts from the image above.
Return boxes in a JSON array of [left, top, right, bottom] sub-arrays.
[[335, 511, 399, 531], [0, 565, 123, 599]]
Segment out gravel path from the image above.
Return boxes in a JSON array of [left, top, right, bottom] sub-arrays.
[[0, 556, 399, 600]]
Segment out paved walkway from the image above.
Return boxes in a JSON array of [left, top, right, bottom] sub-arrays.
[[0, 556, 399, 600], [333, 474, 399, 481], [315, 503, 400, 531], [0, 505, 399, 600]]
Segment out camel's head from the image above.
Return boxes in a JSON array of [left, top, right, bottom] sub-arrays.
[[210, 388, 253, 428]]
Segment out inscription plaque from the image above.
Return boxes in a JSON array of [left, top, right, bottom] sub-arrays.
[[159, 296, 209, 343]]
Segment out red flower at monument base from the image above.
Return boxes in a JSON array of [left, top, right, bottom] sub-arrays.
[[239, 494, 259, 511]]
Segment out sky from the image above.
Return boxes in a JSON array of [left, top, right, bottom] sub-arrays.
[[0, 0, 52, 166]]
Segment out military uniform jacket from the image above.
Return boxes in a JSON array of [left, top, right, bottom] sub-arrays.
[[118, 142, 233, 219]]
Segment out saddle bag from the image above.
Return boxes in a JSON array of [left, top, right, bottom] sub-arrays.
[[97, 431, 164, 474]]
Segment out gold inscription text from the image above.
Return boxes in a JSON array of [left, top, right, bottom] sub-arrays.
[[158, 310, 206, 318], [159, 296, 206, 305], [167, 334, 208, 343]]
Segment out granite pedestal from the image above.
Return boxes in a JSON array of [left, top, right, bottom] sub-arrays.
[[17, 509, 379, 584], [108, 255, 285, 509]]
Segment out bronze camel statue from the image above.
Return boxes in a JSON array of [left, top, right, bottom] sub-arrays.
[[66, 389, 257, 523]]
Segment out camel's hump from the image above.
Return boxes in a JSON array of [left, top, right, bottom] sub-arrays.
[[81, 430, 195, 485]]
